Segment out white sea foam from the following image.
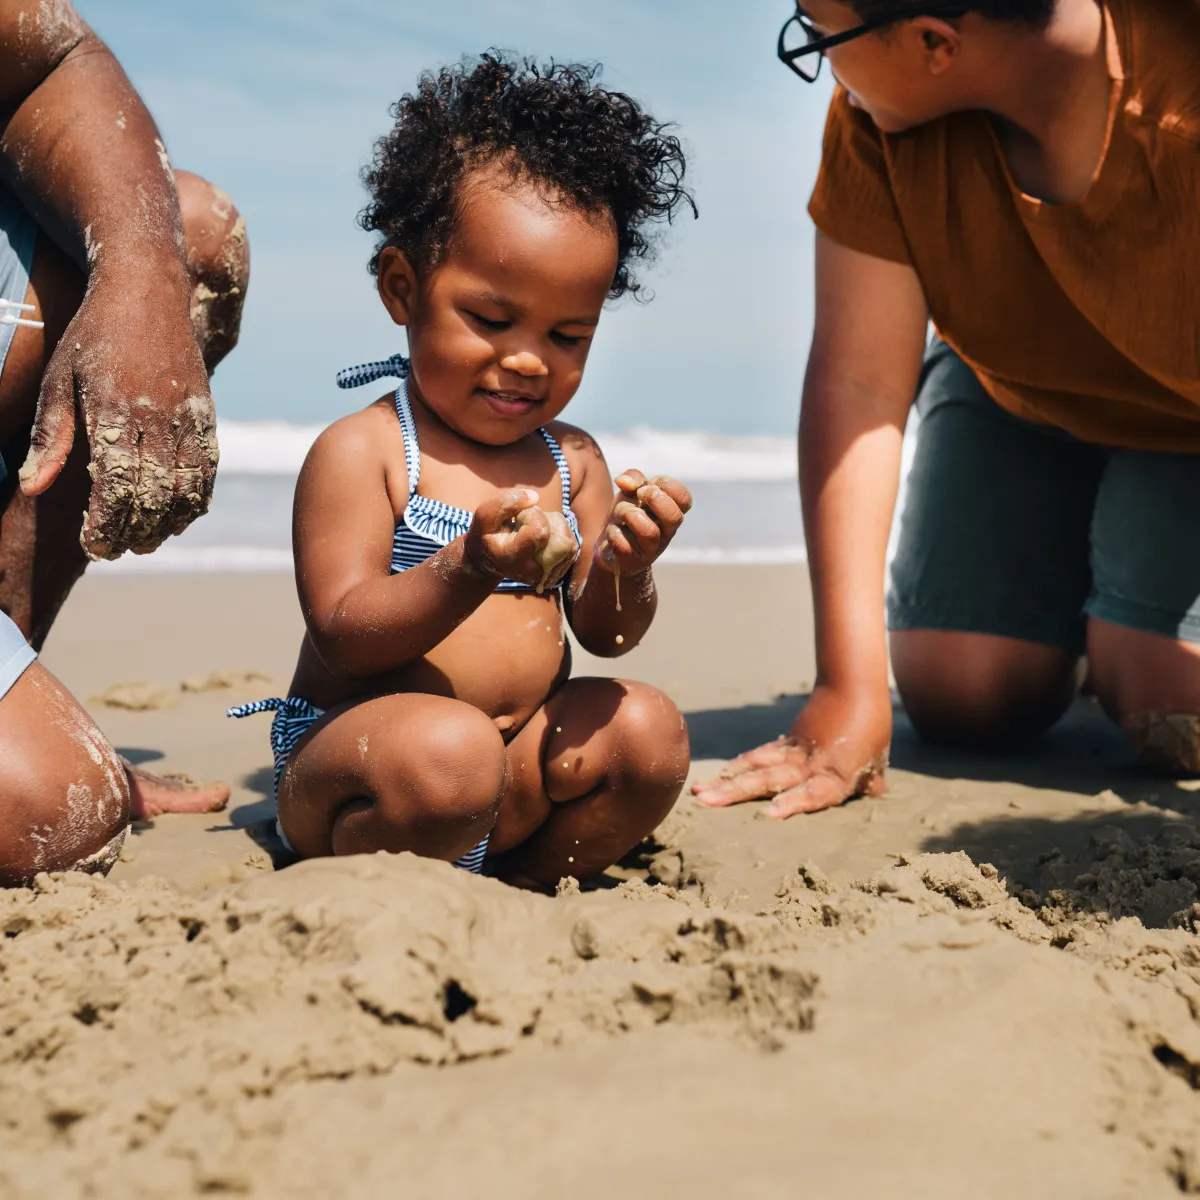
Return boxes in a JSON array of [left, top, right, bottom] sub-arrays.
[[93, 542, 810, 574], [215, 420, 798, 483], [95, 420, 918, 574]]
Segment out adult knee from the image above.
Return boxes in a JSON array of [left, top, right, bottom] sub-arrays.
[[891, 630, 1079, 750], [0, 669, 131, 886], [176, 170, 250, 370], [1088, 620, 1200, 774]]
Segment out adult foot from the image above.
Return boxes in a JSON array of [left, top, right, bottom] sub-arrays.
[[125, 761, 230, 819]]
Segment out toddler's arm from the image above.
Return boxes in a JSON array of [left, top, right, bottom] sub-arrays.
[[293, 410, 557, 679], [562, 431, 692, 657]]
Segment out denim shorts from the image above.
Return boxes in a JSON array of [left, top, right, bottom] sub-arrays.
[[888, 339, 1200, 654], [0, 184, 38, 698]]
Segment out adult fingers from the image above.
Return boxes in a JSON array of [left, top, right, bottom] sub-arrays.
[[81, 407, 140, 561], [692, 762, 810, 808], [167, 392, 219, 537], [764, 771, 856, 819], [691, 738, 798, 792], [127, 409, 178, 556], [18, 363, 76, 498], [649, 475, 694, 515]]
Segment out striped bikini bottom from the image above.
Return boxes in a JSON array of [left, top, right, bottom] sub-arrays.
[[227, 696, 490, 873]]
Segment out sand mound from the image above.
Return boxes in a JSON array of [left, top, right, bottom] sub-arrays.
[[4, 838, 1200, 1197]]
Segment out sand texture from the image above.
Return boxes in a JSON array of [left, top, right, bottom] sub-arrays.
[[3, 567, 1200, 1197]]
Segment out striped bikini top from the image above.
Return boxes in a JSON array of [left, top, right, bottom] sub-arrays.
[[337, 354, 582, 594]]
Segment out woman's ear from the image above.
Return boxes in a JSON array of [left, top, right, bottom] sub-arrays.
[[377, 247, 419, 326], [916, 16, 962, 75]]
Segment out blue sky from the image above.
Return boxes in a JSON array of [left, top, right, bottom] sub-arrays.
[[82, 0, 835, 435]]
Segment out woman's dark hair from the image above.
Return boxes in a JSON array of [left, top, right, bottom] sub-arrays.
[[359, 51, 696, 301], [851, 0, 1055, 22]]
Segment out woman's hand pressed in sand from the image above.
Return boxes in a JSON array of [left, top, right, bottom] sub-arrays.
[[465, 487, 579, 591], [20, 269, 217, 561], [691, 684, 892, 818], [596, 470, 693, 576]]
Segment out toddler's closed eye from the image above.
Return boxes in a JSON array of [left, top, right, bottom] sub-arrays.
[[465, 311, 511, 332]]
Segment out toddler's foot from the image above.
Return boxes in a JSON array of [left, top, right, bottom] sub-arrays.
[[124, 761, 230, 819]]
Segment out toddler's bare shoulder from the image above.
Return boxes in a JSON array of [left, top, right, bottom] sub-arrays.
[[304, 399, 404, 475], [546, 421, 607, 489]]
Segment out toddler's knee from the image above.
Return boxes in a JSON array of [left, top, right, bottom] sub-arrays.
[[382, 702, 507, 826], [611, 683, 690, 793], [1120, 712, 1200, 776]]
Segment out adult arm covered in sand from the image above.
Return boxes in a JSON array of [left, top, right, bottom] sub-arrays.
[[0, 0, 216, 559], [692, 234, 927, 817]]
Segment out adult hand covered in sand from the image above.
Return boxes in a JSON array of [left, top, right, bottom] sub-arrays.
[[465, 487, 578, 591], [19, 271, 216, 561], [692, 684, 892, 818], [595, 470, 693, 576]]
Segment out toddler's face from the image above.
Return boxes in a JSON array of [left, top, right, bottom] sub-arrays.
[[378, 164, 618, 446]]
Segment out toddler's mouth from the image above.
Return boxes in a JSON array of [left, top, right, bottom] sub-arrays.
[[477, 388, 542, 417]]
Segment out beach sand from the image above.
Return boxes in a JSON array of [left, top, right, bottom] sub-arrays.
[[4, 565, 1200, 1197]]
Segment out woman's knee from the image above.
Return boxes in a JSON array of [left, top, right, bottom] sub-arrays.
[[0, 665, 130, 886], [890, 630, 1079, 749], [1088, 620, 1200, 773], [176, 170, 249, 370]]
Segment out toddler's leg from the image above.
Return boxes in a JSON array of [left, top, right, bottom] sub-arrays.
[[490, 678, 690, 888], [277, 693, 507, 862]]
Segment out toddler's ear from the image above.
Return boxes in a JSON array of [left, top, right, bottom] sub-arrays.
[[377, 247, 418, 326]]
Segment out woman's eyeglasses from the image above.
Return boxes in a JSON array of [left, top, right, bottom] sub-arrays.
[[777, 5, 968, 82]]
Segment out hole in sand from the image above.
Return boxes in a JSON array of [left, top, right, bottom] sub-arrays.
[[73, 1004, 101, 1027], [442, 980, 477, 1023], [1154, 1043, 1200, 1091]]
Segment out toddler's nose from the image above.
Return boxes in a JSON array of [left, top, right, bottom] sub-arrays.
[[500, 351, 549, 378]]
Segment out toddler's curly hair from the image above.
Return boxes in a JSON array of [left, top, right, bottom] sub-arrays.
[[359, 51, 696, 301]]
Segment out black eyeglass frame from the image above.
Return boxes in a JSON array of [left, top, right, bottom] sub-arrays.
[[777, 5, 969, 82]]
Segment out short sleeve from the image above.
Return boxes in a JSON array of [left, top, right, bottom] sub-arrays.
[[808, 88, 912, 265]]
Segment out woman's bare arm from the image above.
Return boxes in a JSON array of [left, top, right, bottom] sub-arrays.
[[693, 233, 928, 817]]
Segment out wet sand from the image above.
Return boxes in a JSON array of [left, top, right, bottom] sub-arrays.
[[4, 565, 1200, 1197]]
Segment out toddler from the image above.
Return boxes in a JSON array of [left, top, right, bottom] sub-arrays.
[[233, 53, 696, 889]]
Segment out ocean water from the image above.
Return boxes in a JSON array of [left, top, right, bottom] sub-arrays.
[[97, 421, 917, 573]]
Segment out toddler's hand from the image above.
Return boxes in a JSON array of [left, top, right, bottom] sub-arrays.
[[596, 470, 693, 576], [466, 488, 579, 592]]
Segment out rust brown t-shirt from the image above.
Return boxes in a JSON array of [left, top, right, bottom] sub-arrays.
[[808, 0, 1200, 451]]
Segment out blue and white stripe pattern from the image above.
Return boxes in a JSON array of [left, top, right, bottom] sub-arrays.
[[335, 352, 582, 588], [227, 696, 490, 873], [335, 352, 411, 391], [389, 376, 581, 589]]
